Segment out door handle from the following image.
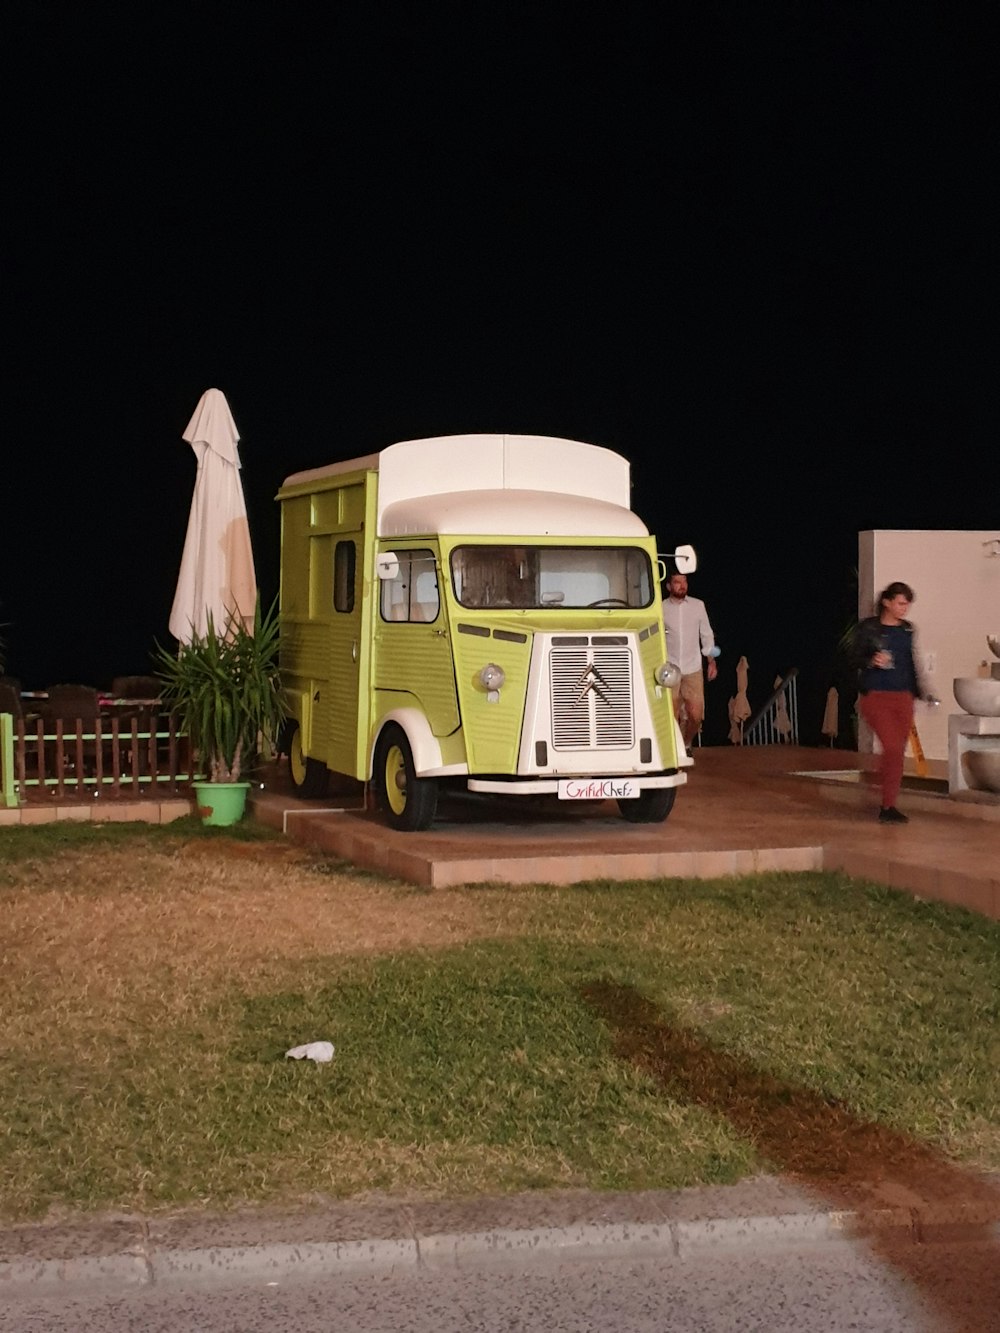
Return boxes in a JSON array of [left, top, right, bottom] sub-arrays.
[[352, 641, 358, 662]]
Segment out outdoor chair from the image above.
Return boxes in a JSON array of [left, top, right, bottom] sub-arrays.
[[42, 684, 101, 715], [109, 676, 163, 774], [0, 683, 28, 803], [40, 685, 102, 779], [110, 675, 162, 700], [0, 681, 23, 721], [1, 677, 45, 728]]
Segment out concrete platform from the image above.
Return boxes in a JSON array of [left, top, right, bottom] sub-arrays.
[[249, 746, 1000, 920]]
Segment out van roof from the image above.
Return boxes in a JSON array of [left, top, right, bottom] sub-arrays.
[[278, 434, 636, 516]]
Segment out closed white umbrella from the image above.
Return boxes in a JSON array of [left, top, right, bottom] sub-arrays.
[[169, 389, 257, 644], [728, 655, 751, 744], [821, 687, 839, 746]]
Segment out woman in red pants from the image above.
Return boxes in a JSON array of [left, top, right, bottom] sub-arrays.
[[851, 581, 935, 824]]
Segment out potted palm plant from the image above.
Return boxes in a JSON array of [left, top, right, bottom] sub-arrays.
[[154, 598, 285, 826]]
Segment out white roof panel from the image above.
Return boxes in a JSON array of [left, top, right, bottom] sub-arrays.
[[380, 489, 649, 538]]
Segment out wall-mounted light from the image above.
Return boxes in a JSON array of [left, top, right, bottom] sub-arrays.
[[983, 539, 1000, 558]]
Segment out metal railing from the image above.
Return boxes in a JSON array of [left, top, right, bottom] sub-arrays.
[[742, 669, 800, 746]]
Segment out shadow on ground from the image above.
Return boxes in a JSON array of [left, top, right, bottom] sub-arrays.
[[582, 979, 1000, 1333]]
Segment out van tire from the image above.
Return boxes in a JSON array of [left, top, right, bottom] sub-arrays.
[[287, 721, 330, 799], [374, 724, 438, 831], [618, 787, 676, 823]]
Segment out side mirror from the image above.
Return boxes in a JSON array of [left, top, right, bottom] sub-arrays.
[[657, 544, 698, 576], [673, 544, 697, 574], [376, 552, 400, 580]]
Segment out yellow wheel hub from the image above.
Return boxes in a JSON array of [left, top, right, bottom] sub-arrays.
[[385, 745, 407, 815], [289, 728, 307, 788]]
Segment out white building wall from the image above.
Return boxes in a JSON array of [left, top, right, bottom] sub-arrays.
[[858, 530, 1000, 761]]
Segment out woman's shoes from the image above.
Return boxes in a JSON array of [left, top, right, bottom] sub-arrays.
[[878, 806, 909, 824]]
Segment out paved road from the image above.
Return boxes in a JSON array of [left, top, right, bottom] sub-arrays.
[[2, 1176, 998, 1332], [2, 1239, 998, 1332]]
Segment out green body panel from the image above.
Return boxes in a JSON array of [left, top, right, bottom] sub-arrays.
[[278, 467, 377, 780], [637, 618, 680, 769], [372, 543, 460, 736], [370, 692, 467, 763], [450, 620, 532, 771]]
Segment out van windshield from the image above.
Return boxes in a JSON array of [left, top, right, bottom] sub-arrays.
[[450, 546, 653, 610]]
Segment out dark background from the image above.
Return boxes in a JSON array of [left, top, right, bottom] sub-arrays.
[[5, 7, 995, 745]]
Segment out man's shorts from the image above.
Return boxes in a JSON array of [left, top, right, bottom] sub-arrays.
[[674, 669, 705, 718]]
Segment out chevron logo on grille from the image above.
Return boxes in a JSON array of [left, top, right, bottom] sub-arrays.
[[575, 665, 613, 706]]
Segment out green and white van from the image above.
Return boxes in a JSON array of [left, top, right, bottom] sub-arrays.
[[276, 434, 693, 830]]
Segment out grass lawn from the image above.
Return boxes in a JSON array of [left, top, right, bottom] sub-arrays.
[[0, 819, 997, 1221]]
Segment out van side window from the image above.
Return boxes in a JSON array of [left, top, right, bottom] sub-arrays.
[[334, 540, 356, 613], [380, 548, 439, 623]]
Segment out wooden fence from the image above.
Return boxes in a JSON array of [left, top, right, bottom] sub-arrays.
[[1, 712, 199, 806]]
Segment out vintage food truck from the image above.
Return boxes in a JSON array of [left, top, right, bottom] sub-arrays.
[[276, 434, 695, 830]]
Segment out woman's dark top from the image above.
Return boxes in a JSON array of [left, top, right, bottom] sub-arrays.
[[852, 616, 924, 697]]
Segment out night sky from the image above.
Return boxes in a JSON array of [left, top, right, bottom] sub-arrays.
[[6, 8, 995, 744]]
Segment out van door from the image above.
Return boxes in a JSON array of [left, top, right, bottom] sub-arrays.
[[373, 545, 460, 735], [304, 478, 375, 780]]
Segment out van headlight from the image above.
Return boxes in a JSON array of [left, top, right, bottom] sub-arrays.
[[479, 663, 506, 691], [655, 661, 681, 688]]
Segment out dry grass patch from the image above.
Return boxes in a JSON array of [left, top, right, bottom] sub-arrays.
[[1, 842, 515, 1006]]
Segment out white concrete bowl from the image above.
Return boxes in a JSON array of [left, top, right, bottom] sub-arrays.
[[953, 676, 1000, 716]]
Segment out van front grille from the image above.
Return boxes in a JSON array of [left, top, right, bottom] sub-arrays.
[[549, 645, 634, 750]]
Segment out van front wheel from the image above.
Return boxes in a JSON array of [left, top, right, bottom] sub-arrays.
[[618, 787, 676, 823], [374, 724, 438, 831]]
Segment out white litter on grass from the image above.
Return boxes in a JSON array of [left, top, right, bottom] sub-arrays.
[[285, 1041, 335, 1063]]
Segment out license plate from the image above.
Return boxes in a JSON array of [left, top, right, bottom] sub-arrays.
[[558, 778, 640, 800]]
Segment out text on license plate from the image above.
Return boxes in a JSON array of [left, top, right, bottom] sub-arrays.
[[558, 778, 640, 800]]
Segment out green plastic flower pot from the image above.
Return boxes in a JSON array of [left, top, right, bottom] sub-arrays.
[[193, 781, 251, 827]]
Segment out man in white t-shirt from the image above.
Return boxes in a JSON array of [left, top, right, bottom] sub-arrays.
[[662, 571, 718, 746]]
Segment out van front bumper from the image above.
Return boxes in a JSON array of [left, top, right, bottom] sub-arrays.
[[466, 770, 686, 796]]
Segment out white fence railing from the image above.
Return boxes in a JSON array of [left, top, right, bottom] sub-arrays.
[[741, 670, 800, 746]]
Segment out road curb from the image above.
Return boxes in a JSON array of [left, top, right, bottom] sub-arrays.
[[0, 1250, 151, 1293], [3, 1200, 998, 1295]]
